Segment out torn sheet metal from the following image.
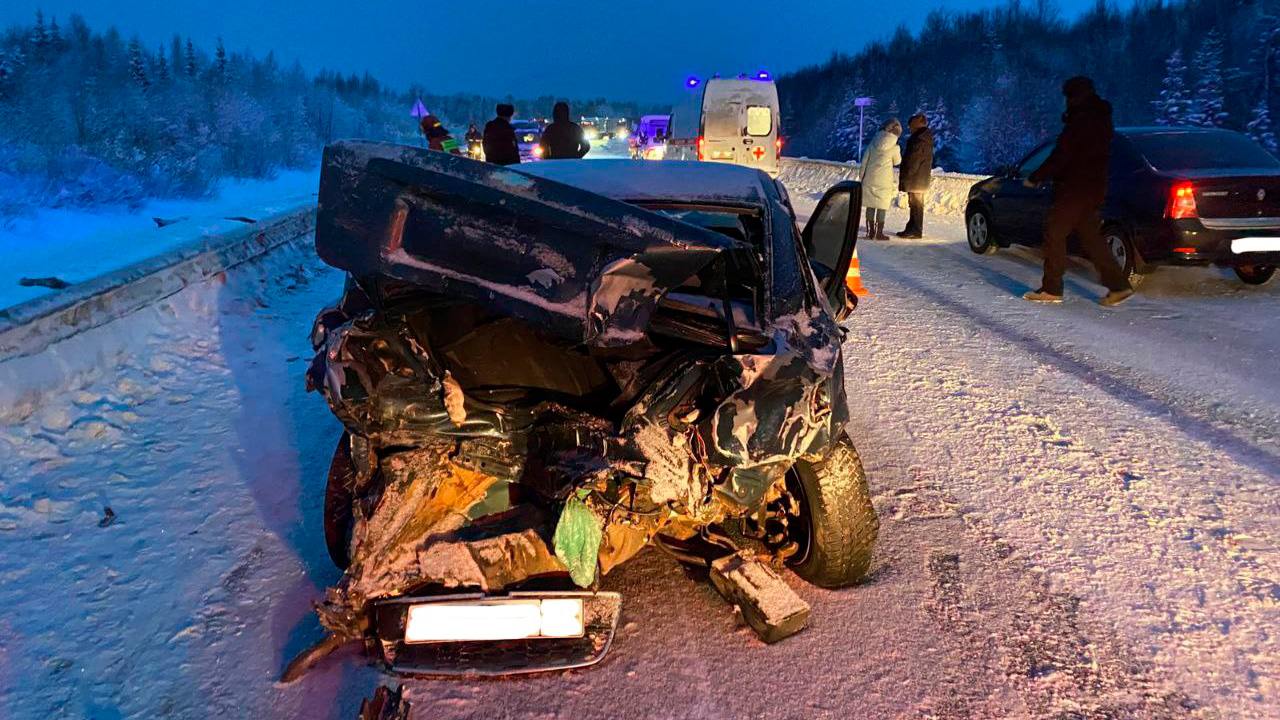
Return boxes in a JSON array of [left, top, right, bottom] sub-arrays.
[[316, 141, 745, 348]]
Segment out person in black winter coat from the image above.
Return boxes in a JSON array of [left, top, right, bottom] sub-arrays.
[[896, 113, 934, 238], [539, 101, 590, 160], [1024, 76, 1133, 307], [482, 104, 521, 166]]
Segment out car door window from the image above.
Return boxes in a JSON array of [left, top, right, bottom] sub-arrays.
[[805, 191, 850, 275], [800, 181, 860, 315], [1016, 144, 1054, 178]]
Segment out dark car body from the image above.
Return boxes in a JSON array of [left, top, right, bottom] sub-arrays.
[[965, 127, 1280, 281], [295, 145, 871, 677]]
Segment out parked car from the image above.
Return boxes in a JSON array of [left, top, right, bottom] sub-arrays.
[[512, 119, 544, 161], [965, 127, 1280, 286], [285, 144, 875, 679]]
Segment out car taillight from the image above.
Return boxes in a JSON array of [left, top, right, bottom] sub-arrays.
[[697, 136, 705, 162], [775, 137, 783, 158], [1167, 181, 1198, 219]]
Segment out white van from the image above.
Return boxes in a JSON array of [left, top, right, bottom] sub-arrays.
[[666, 77, 781, 177]]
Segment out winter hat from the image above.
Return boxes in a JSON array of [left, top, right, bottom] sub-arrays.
[[1062, 76, 1096, 100], [496, 103, 515, 118], [553, 101, 571, 122]]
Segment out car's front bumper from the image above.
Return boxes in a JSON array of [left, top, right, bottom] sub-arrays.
[[369, 591, 623, 677]]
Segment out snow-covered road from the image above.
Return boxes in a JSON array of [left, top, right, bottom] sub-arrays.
[[1, 202, 1277, 718]]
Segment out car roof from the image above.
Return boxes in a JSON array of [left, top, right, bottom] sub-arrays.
[[514, 160, 771, 205]]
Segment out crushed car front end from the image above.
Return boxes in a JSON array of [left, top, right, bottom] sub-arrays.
[[291, 144, 872, 678]]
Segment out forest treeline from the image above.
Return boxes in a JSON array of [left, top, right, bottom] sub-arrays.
[[777, 0, 1280, 173], [0, 11, 649, 213]]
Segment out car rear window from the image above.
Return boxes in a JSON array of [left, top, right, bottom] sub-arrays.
[[1129, 131, 1280, 171], [746, 106, 772, 137]]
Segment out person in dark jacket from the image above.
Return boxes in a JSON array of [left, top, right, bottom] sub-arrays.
[[420, 115, 462, 155], [482, 104, 521, 166], [1024, 76, 1133, 307], [540, 101, 590, 159], [896, 113, 934, 238]]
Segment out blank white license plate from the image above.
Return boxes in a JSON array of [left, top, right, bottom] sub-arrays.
[[1231, 237, 1280, 253], [403, 597, 584, 644]]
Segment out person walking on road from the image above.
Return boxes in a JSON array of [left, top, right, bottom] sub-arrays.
[[540, 101, 591, 160], [483, 104, 521, 166], [1023, 76, 1134, 307], [897, 113, 934, 238], [859, 118, 902, 241]]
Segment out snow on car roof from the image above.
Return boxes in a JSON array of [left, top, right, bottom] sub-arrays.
[[514, 160, 771, 205]]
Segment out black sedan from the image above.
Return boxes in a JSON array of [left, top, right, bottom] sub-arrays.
[[965, 127, 1280, 286]]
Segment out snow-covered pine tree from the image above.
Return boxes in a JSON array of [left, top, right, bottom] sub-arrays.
[[1153, 49, 1191, 126], [1248, 96, 1278, 153], [155, 45, 170, 83], [49, 16, 62, 50], [184, 38, 197, 78], [924, 96, 955, 169], [128, 39, 149, 89], [214, 38, 227, 83], [1189, 31, 1229, 127], [31, 10, 49, 50]]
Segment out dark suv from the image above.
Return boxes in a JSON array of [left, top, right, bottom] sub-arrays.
[[288, 145, 876, 679], [965, 127, 1280, 285]]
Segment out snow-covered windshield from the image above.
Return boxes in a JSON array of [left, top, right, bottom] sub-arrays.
[[1130, 131, 1280, 171]]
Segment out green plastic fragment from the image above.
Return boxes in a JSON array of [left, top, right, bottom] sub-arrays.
[[553, 489, 602, 587]]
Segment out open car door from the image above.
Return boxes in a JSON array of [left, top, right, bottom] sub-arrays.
[[800, 180, 862, 318], [316, 141, 743, 350]]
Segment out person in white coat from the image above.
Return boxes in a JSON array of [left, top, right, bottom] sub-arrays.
[[858, 118, 902, 240]]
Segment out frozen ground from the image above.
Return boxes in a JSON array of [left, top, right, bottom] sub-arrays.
[[0, 169, 319, 310], [0, 194, 1278, 718]]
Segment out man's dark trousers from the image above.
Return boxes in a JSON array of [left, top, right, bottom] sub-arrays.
[[1040, 195, 1130, 296], [905, 192, 925, 235]]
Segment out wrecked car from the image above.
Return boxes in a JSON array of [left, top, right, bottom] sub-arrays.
[[288, 143, 877, 679]]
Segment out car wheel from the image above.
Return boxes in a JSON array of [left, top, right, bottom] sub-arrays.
[[782, 435, 878, 588], [1234, 265, 1277, 285], [324, 432, 356, 569], [967, 207, 998, 255], [1103, 225, 1144, 288]]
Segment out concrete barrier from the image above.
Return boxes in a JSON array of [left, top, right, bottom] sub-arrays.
[[778, 157, 986, 218], [0, 205, 315, 363]]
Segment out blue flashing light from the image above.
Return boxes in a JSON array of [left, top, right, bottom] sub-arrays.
[[686, 76, 700, 88]]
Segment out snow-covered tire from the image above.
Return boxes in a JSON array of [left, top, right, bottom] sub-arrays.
[[787, 436, 879, 588], [967, 207, 999, 255], [1103, 225, 1144, 288], [324, 433, 356, 570], [1234, 265, 1276, 285]]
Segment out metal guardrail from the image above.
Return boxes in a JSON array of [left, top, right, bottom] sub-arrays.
[[0, 205, 316, 363]]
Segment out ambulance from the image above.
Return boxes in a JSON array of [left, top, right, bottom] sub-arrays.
[[665, 74, 781, 177]]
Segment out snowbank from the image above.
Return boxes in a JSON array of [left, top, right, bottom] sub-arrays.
[[778, 157, 984, 218], [0, 169, 319, 309], [0, 204, 315, 409]]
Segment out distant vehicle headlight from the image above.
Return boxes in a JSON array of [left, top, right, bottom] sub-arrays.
[[615, 129, 629, 140], [533, 145, 544, 158], [584, 128, 598, 140]]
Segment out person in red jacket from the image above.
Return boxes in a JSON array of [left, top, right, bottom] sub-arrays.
[[1024, 76, 1133, 307], [419, 114, 462, 155]]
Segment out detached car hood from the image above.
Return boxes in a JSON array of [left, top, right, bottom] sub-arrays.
[[317, 141, 744, 349]]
